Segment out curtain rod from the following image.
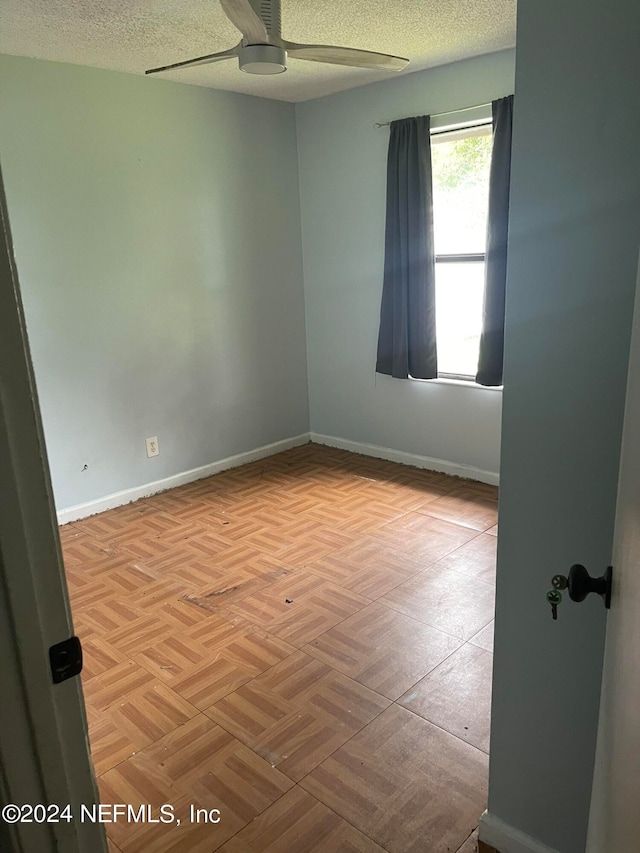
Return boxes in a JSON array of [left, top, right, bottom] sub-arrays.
[[374, 102, 492, 128]]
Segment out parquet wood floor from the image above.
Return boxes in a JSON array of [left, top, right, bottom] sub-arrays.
[[61, 443, 498, 853]]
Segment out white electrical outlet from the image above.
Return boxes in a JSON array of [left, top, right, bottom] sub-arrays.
[[145, 436, 159, 458]]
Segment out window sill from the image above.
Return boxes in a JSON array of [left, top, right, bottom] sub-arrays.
[[411, 376, 503, 391]]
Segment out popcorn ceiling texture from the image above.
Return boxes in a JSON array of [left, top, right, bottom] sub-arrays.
[[0, 0, 516, 102]]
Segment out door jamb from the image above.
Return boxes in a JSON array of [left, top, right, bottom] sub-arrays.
[[0, 164, 107, 853]]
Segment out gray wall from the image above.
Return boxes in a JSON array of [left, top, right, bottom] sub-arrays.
[[488, 1, 640, 850], [0, 55, 309, 511], [296, 50, 515, 477]]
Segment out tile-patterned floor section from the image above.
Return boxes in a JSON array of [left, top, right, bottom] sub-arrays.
[[61, 443, 497, 853]]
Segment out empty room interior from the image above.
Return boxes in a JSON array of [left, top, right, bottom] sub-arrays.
[[2, 1, 640, 853]]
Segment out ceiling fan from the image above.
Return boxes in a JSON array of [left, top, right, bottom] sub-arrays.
[[146, 0, 409, 77]]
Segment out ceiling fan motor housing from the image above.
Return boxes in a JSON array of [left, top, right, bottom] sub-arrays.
[[239, 44, 287, 74]]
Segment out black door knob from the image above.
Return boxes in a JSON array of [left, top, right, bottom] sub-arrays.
[[567, 564, 612, 609]]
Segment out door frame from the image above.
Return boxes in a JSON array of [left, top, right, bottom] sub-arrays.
[[585, 247, 640, 851], [0, 164, 107, 853]]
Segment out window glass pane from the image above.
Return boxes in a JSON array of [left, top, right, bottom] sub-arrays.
[[435, 262, 484, 377], [431, 129, 492, 254]]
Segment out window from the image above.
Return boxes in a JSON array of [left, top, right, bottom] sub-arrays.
[[431, 123, 492, 380]]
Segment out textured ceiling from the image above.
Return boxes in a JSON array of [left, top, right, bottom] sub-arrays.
[[0, 0, 516, 102]]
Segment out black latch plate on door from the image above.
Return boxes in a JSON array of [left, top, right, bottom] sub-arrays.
[[49, 636, 83, 684]]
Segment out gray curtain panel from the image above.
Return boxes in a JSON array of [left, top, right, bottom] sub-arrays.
[[476, 95, 514, 386], [376, 115, 437, 379]]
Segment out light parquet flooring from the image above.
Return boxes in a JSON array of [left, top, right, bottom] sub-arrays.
[[61, 443, 498, 853]]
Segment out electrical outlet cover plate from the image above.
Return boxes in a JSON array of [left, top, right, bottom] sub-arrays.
[[146, 436, 159, 458]]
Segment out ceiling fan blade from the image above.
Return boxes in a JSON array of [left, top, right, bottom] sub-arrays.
[[220, 0, 268, 43], [145, 44, 240, 75], [283, 41, 408, 72]]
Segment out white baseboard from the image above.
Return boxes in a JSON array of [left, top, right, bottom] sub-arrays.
[[58, 431, 499, 525], [57, 433, 310, 524], [310, 433, 499, 486], [479, 811, 560, 853]]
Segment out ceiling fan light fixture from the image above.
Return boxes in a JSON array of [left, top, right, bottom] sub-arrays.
[[238, 44, 287, 74], [145, 0, 409, 79]]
